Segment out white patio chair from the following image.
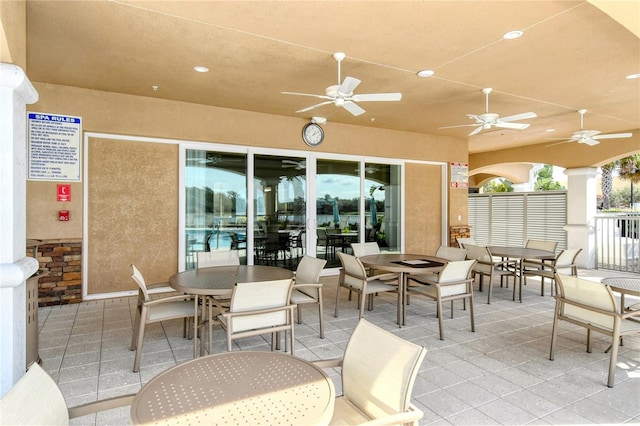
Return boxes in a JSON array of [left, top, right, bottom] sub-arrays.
[[523, 248, 582, 297], [550, 274, 640, 387], [408, 259, 477, 340], [464, 244, 517, 304], [312, 319, 427, 425], [522, 239, 558, 270], [0, 363, 135, 425], [406, 245, 466, 303], [130, 264, 201, 372], [335, 252, 398, 319], [351, 241, 399, 282], [219, 278, 296, 354], [291, 255, 327, 338], [197, 250, 240, 268]]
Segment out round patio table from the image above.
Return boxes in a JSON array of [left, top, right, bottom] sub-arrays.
[[131, 351, 335, 425], [170, 265, 294, 357]]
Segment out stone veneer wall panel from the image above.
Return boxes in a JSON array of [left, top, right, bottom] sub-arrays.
[[30, 239, 82, 306]]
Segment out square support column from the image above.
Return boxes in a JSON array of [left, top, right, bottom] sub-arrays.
[[564, 167, 598, 268], [0, 63, 39, 396]]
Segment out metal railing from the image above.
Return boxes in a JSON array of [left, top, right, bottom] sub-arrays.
[[594, 213, 639, 273]]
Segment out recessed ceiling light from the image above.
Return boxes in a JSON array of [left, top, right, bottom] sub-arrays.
[[417, 69, 434, 78], [503, 30, 523, 40], [194, 66, 209, 73], [546, 129, 555, 133], [626, 73, 640, 79]]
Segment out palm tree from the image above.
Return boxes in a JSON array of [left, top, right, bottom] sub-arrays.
[[618, 154, 640, 209], [600, 162, 615, 210]]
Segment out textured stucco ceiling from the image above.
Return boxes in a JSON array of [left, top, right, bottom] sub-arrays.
[[24, 1, 639, 159]]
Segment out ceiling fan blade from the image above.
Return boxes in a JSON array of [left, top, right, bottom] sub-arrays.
[[495, 121, 530, 130], [499, 112, 537, 122], [338, 76, 361, 95], [438, 123, 480, 129], [342, 101, 366, 116], [296, 101, 333, 113], [282, 91, 332, 100], [592, 132, 632, 140], [468, 125, 484, 136], [546, 139, 573, 147], [581, 138, 600, 146], [351, 93, 402, 102]]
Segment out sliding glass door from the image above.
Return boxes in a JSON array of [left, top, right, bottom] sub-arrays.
[[182, 148, 402, 271], [185, 150, 247, 268], [253, 154, 307, 269]]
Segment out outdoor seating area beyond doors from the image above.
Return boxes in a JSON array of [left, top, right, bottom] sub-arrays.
[[184, 150, 403, 271]]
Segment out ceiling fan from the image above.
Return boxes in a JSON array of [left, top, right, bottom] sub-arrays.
[[439, 88, 537, 136], [281, 52, 402, 116], [546, 109, 633, 147], [282, 159, 306, 170]]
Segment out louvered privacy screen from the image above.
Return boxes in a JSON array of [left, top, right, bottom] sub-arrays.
[[468, 192, 567, 251]]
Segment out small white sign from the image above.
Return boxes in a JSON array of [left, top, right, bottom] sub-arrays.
[[450, 162, 468, 189], [28, 112, 82, 181]]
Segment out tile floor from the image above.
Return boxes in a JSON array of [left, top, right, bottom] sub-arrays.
[[37, 269, 640, 425]]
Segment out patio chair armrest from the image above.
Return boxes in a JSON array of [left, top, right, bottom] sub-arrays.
[[145, 281, 171, 290], [438, 278, 473, 287], [68, 394, 136, 419], [366, 273, 398, 282], [358, 403, 424, 425], [292, 283, 323, 290], [371, 272, 398, 281], [221, 304, 296, 320], [407, 274, 436, 286], [311, 358, 343, 369], [143, 294, 194, 306]]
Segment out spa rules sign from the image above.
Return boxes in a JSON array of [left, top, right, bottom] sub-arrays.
[[28, 112, 82, 181]]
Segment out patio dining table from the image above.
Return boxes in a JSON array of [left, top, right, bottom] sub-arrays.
[[170, 265, 294, 357], [359, 253, 447, 326], [489, 246, 556, 302], [130, 351, 335, 425]]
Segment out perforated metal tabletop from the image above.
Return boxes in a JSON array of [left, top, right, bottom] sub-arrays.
[[131, 351, 335, 425]]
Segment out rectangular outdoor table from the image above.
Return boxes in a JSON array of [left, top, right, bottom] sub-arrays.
[[359, 253, 446, 326], [130, 351, 335, 425], [489, 246, 556, 302]]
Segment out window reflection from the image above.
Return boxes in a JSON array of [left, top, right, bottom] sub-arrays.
[[185, 150, 247, 269], [254, 155, 307, 270]]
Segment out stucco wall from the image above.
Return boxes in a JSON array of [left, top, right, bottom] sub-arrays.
[[26, 83, 469, 295]]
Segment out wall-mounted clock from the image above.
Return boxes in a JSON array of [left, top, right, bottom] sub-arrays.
[[302, 122, 324, 147]]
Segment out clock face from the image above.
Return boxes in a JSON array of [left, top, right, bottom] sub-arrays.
[[302, 123, 324, 147]]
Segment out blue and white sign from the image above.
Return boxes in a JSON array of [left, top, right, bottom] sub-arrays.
[[28, 112, 82, 181]]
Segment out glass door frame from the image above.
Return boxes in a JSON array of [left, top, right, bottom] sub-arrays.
[[179, 143, 408, 271]]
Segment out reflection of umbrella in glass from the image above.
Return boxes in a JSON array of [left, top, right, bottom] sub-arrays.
[[332, 198, 340, 224], [370, 197, 378, 225]]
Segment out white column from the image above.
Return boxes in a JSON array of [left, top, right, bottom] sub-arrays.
[[0, 63, 39, 396], [564, 167, 598, 268]]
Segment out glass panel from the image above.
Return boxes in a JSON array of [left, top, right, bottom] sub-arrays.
[[317, 159, 361, 268], [185, 150, 247, 269], [364, 162, 401, 252], [254, 155, 307, 270]]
